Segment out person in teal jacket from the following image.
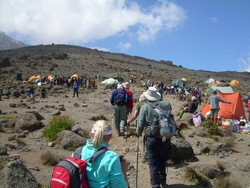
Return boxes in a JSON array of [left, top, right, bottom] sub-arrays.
[[74, 120, 129, 188]]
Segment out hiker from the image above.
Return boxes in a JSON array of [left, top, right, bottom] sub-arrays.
[[72, 78, 79, 97], [136, 87, 171, 188], [208, 90, 231, 124], [40, 87, 46, 98], [197, 88, 202, 105], [184, 96, 198, 114], [248, 96, 250, 123], [91, 78, 96, 89], [127, 94, 146, 125], [123, 82, 133, 116], [26, 87, 34, 98], [127, 93, 148, 162], [73, 120, 129, 188], [110, 83, 129, 136]]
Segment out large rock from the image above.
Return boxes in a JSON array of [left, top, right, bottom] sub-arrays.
[[0, 160, 40, 188], [168, 138, 195, 163], [14, 113, 44, 132], [55, 130, 87, 150]]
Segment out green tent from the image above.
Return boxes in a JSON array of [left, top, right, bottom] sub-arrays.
[[207, 86, 234, 96], [171, 79, 185, 87], [101, 72, 124, 82]]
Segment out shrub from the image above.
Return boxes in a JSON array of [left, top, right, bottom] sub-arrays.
[[9, 68, 15, 73], [43, 115, 75, 141], [215, 177, 240, 188], [200, 120, 220, 135], [182, 166, 207, 185], [40, 151, 64, 166], [214, 161, 227, 172]]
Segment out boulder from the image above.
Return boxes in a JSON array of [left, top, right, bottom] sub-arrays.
[[14, 113, 45, 132], [55, 130, 87, 150], [168, 138, 195, 163], [0, 160, 40, 188]]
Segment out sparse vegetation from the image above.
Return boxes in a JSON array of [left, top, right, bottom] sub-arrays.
[[214, 161, 227, 172], [200, 120, 220, 136], [182, 166, 208, 185], [215, 177, 241, 188], [43, 115, 75, 141], [40, 151, 64, 166]]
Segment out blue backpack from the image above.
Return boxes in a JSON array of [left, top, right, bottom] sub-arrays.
[[115, 89, 128, 106]]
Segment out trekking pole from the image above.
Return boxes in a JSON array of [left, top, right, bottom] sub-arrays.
[[136, 135, 139, 188]]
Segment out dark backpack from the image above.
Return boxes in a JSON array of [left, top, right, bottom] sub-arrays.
[[51, 146, 108, 188], [115, 89, 127, 106], [146, 101, 177, 141]]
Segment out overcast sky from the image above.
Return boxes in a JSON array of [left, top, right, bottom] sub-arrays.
[[0, 0, 249, 72]]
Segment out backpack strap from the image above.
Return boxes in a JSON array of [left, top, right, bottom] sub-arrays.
[[87, 147, 108, 163], [73, 146, 84, 158], [73, 146, 108, 163]]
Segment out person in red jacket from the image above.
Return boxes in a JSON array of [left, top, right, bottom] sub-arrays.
[[123, 82, 133, 116]]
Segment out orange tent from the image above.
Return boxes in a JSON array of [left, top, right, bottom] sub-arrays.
[[200, 92, 246, 120], [229, 80, 240, 86]]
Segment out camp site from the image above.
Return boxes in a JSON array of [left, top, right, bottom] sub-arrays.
[[0, 45, 250, 187]]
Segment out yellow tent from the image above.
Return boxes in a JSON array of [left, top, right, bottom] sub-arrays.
[[181, 78, 187, 82], [229, 80, 240, 86], [28, 76, 36, 82], [48, 75, 54, 80], [36, 75, 41, 80], [71, 74, 79, 79]]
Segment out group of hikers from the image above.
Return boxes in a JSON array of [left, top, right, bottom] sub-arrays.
[[2, 75, 250, 188], [77, 79, 250, 188]]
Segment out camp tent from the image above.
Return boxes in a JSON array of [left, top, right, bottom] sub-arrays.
[[101, 78, 118, 85], [181, 78, 187, 82], [207, 86, 234, 96], [28, 76, 36, 82], [71, 74, 79, 79], [229, 80, 240, 86], [101, 72, 124, 82], [200, 92, 246, 120], [205, 78, 215, 84], [171, 79, 185, 87]]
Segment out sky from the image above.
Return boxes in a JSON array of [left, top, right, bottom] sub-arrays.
[[0, 0, 250, 72]]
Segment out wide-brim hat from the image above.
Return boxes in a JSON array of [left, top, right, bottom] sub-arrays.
[[143, 87, 161, 101]]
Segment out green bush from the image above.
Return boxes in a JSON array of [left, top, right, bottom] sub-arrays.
[[200, 120, 220, 135], [43, 115, 75, 141]]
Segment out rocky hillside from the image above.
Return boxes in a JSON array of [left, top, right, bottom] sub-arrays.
[[0, 44, 249, 95]]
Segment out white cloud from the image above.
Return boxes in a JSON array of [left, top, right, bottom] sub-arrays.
[[238, 48, 250, 72], [89, 47, 109, 52], [211, 17, 218, 23], [0, 0, 187, 45], [118, 42, 132, 52]]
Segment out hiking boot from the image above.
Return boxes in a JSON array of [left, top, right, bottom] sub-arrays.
[[119, 132, 125, 136]]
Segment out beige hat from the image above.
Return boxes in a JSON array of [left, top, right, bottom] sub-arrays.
[[191, 96, 196, 101], [139, 94, 146, 102], [143, 87, 161, 101], [123, 82, 130, 88], [117, 83, 123, 89]]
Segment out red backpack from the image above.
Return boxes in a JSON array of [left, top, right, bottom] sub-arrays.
[[51, 146, 108, 188]]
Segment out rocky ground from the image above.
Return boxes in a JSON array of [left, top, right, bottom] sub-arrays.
[[0, 82, 250, 188], [0, 45, 250, 188]]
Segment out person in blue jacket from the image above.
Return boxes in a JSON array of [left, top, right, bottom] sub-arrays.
[[110, 83, 129, 136], [76, 120, 129, 188]]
